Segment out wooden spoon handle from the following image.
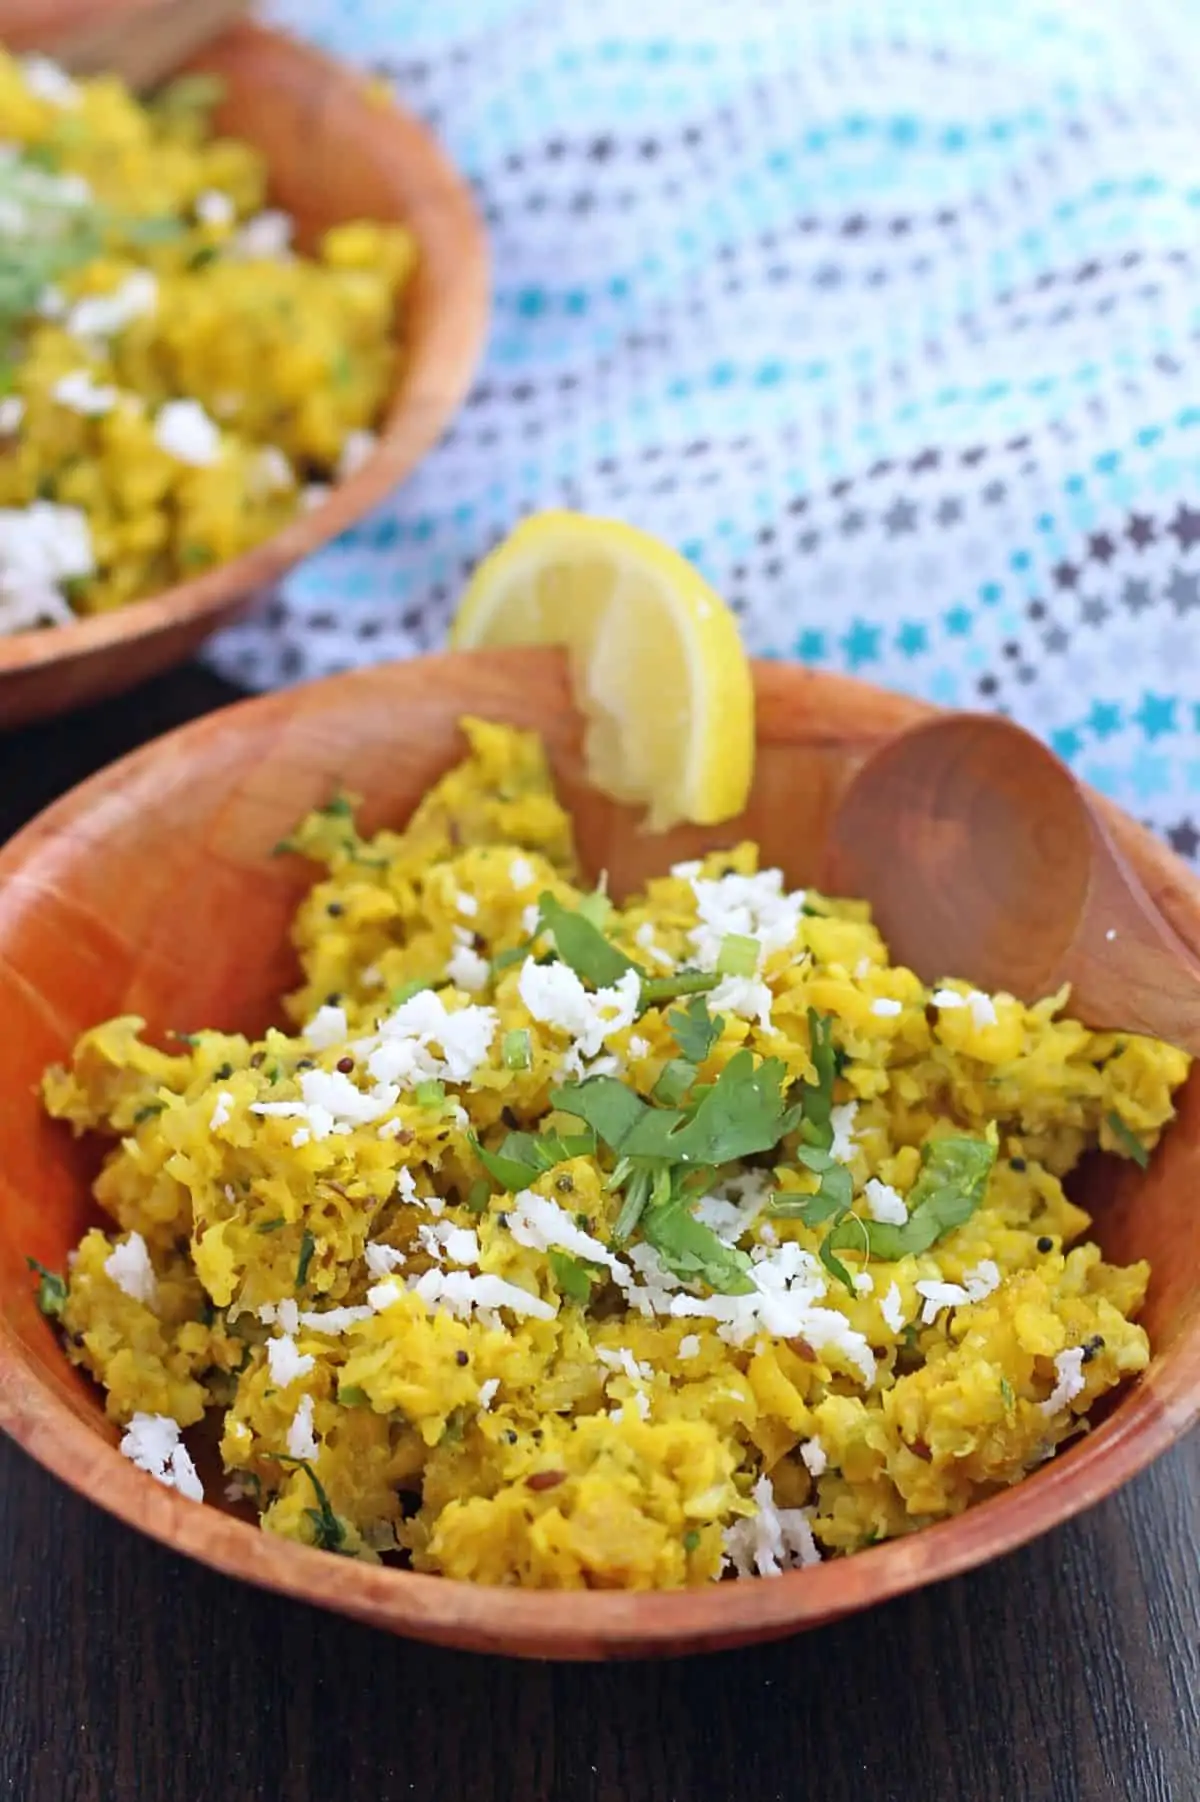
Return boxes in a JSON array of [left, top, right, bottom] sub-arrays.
[[1068, 807, 1200, 1056], [29, 0, 254, 89]]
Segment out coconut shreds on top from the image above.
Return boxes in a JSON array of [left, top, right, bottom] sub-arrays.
[[38, 718, 1184, 1590], [119, 1413, 203, 1502]]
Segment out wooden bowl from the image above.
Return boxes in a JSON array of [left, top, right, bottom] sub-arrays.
[[0, 20, 489, 730], [0, 652, 1197, 1660], [0, 0, 254, 88]]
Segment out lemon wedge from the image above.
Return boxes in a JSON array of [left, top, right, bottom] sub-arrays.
[[449, 511, 754, 831]]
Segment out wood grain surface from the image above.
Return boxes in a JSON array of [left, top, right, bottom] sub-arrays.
[[0, 668, 1197, 1798]]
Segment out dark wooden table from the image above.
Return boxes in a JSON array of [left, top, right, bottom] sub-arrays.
[[2, 668, 1198, 1802]]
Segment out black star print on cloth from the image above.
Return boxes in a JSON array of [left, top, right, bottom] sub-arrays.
[[203, 0, 1200, 862], [1166, 571, 1200, 614], [1169, 504, 1200, 551]]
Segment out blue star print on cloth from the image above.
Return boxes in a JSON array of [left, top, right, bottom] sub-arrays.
[[208, 0, 1200, 861]]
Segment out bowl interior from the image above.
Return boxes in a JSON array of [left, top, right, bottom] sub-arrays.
[[0, 22, 488, 726], [0, 651, 1197, 1657]]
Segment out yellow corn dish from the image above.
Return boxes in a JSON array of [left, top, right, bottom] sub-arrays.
[[36, 721, 1187, 1588], [0, 51, 414, 631]]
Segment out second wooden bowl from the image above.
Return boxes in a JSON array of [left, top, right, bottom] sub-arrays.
[[0, 19, 489, 729], [0, 652, 1197, 1658]]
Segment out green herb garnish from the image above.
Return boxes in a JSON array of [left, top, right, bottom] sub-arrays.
[[414, 1079, 446, 1109], [490, 942, 531, 975], [338, 1384, 370, 1408], [668, 995, 724, 1063], [255, 1217, 285, 1234], [683, 1529, 701, 1553], [471, 1128, 595, 1193], [295, 1229, 316, 1288], [550, 1046, 808, 1284], [502, 1028, 532, 1072], [152, 73, 227, 117], [0, 154, 103, 349], [797, 1008, 838, 1150], [465, 1179, 491, 1216], [553, 1050, 802, 1170], [638, 969, 719, 1008], [715, 933, 759, 978], [547, 1249, 594, 1304], [829, 1135, 997, 1263], [22, 144, 61, 174], [26, 1257, 67, 1319], [536, 891, 637, 990], [640, 1180, 754, 1293], [1107, 1110, 1150, 1169], [123, 213, 187, 247], [276, 1455, 346, 1553], [132, 1100, 166, 1123], [576, 887, 613, 930], [389, 976, 433, 1008], [653, 1058, 696, 1106]]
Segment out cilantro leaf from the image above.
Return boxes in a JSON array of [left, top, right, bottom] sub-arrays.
[[465, 1179, 491, 1216], [26, 1257, 67, 1320], [668, 995, 724, 1063], [818, 1231, 856, 1294], [662, 1050, 804, 1166], [639, 1193, 754, 1295], [537, 892, 637, 989], [550, 1076, 658, 1156], [613, 1165, 654, 1241], [653, 1058, 696, 1106], [296, 1229, 316, 1289], [555, 1051, 801, 1169], [276, 1455, 347, 1553], [576, 887, 612, 930], [797, 1008, 838, 1150], [490, 942, 531, 976], [769, 1146, 854, 1224], [389, 976, 434, 1007], [829, 1134, 997, 1263], [548, 1249, 594, 1304], [471, 1128, 595, 1193], [1107, 1110, 1150, 1169], [472, 1136, 541, 1192]]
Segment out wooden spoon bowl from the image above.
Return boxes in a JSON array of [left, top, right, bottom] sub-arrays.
[[0, 654, 1197, 1659], [0, 19, 489, 730]]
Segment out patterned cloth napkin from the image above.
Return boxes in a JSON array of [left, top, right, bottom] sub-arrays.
[[208, 0, 1200, 857]]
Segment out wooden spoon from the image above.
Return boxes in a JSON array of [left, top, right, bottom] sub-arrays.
[[4, 0, 253, 89], [823, 711, 1200, 1055]]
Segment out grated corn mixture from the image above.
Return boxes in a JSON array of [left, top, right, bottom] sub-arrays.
[[0, 51, 414, 631], [37, 721, 1187, 1588]]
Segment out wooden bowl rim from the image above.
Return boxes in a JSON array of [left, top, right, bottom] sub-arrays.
[[0, 19, 490, 681], [0, 652, 1196, 1660]]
